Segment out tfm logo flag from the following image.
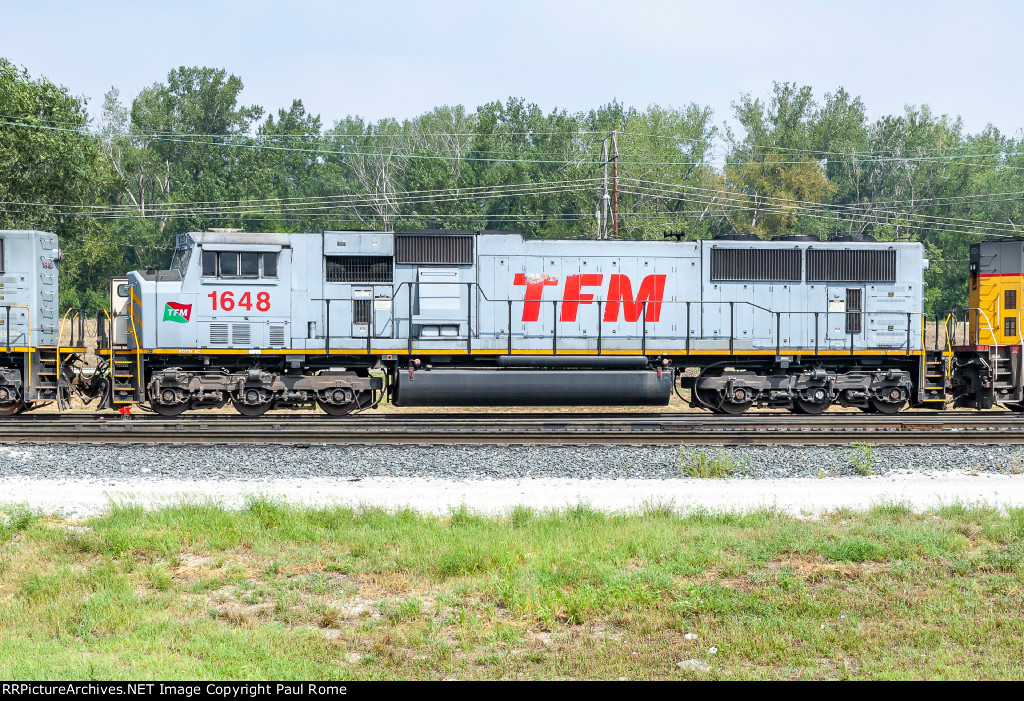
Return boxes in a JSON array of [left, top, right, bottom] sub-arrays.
[[163, 302, 192, 323], [512, 273, 666, 323]]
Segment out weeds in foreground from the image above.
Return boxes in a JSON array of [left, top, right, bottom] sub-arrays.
[[679, 447, 749, 478], [0, 505, 38, 544], [1, 501, 1023, 680], [846, 442, 876, 476]]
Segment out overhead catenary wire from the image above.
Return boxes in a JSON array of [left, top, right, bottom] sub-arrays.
[[6, 116, 1024, 170], [618, 185, 1016, 239], [623, 178, 1024, 236], [0, 178, 602, 211], [7, 111, 1012, 164]]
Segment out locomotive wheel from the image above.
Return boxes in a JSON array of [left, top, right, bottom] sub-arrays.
[[720, 386, 753, 414], [316, 398, 357, 417], [150, 401, 190, 417], [696, 387, 751, 414], [231, 399, 272, 417], [317, 390, 374, 417], [717, 399, 752, 415], [793, 388, 831, 415], [794, 397, 831, 414], [0, 400, 25, 417], [694, 387, 724, 413], [869, 398, 905, 415]]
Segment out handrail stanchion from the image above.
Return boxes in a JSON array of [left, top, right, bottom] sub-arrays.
[[814, 312, 819, 355], [597, 300, 603, 355], [507, 300, 513, 355], [552, 300, 557, 355], [729, 302, 734, 355], [642, 301, 647, 357], [907, 312, 912, 356], [407, 283, 414, 357], [325, 299, 331, 356], [685, 301, 691, 355], [466, 282, 472, 355], [776, 312, 781, 357]]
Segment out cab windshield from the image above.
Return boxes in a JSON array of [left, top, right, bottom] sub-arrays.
[[170, 247, 192, 277]]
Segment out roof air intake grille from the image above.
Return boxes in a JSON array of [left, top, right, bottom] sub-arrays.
[[396, 235, 473, 265], [710, 248, 802, 282], [807, 249, 896, 282]]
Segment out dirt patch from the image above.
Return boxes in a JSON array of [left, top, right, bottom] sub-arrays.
[[686, 554, 890, 592]]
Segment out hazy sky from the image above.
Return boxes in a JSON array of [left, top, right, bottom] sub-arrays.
[[3, 0, 1022, 137]]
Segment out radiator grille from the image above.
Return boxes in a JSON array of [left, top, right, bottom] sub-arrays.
[[710, 248, 802, 282], [209, 324, 228, 345], [231, 323, 251, 345], [326, 256, 393, 283], [269, 324, 285, 347], [352, 300, 372, 325], [396, 235, 473, 265], [808, 249, 896, 282], [845, 288, 863, 334]]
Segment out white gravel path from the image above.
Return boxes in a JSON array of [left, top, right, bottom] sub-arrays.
[[3, 473, 1024, 519]]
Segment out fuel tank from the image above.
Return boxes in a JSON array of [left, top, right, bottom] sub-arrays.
[[393, 369, 672, 407]]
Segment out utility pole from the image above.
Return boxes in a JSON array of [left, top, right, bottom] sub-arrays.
[[611, 130, 619, 239], [600, 137, 610, 238]]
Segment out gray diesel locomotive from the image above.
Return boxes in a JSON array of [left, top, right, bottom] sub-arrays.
[[94, 228, 932, 416], [0, 230, 84, 416]]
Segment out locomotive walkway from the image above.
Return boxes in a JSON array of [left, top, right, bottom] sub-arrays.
[[4, 411, 1024, 445]]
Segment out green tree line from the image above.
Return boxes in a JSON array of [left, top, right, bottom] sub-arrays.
[[3, 58, 1023, 315]]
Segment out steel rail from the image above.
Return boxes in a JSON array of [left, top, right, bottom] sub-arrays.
[[2, 412, 1024, 445], [4, 410, 1023, 423]]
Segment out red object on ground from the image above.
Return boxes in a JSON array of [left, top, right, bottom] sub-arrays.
[[119, 406, 132, 416]]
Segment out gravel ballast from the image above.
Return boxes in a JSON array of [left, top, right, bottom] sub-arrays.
[[2, 443, 1024, 481], [2, 443, 1023, 518]]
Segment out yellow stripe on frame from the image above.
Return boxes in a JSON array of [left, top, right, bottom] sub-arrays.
[[136, 347, 928, 359]]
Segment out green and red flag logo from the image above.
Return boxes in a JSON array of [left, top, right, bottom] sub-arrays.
[[163, 302, 192, 323]]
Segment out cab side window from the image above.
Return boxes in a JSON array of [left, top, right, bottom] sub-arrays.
[[239, 253, 260, 277], [220, 253, 239, 277], [263, 253, 278, 278], [200, 250, 279, 279], [202, 250, 217, 277]]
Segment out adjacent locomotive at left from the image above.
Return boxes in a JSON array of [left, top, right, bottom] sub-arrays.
[[0, 230, 83, 415]]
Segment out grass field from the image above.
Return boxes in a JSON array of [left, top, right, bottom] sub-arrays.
[[1, 499, 1022, 680]]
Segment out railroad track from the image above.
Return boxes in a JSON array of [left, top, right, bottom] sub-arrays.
[[2, 411, 1024, 445]]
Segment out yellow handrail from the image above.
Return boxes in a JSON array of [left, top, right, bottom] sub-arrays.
[[944, 313, 954, 376], [56, 307, 75, 387], [101, 309, 114, 372], [127, 289, 143, 393], [101, 309, 116, 407]]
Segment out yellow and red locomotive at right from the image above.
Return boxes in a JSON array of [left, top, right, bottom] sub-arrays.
[[951, 239, 1024, 410]]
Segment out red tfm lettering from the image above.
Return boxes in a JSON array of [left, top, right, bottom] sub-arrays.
[[513, 273, 559, 322], [603, 274, 667, 322], [559, 274, 603, 322]]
